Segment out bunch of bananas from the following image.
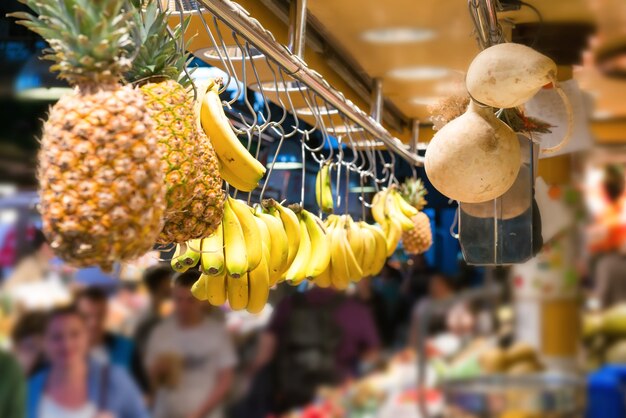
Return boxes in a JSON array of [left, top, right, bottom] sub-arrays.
[[315, 163, 334, 213], [313, 214, 387, 289], [199, 79, 266, 192], [171, 197, 331, 313], [371, 186, 420, 256], [170, 197, 277, 313], [262, 199, 331, 287]]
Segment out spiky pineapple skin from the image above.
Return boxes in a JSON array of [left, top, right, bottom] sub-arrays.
[[140, 79, 196, 212], [161, 132, 225, 242], [402, 212, 433, 255], [141, 79, 224, 243], [39, 85, 165, 270]]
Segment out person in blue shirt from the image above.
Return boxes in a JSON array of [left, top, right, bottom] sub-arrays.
[[27, 305, 150, 418], [76, 287, 149, 393]]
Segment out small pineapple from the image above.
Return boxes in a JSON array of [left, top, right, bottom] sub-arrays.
[[400, 178, 431, 254], [400, 178, 428, 210], [126, 1, 224, 243], [11, 0, 166, 270], [402, 212, 433, 255]]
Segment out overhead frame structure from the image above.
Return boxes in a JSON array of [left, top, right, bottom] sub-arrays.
[[197, 0, 424, 167]]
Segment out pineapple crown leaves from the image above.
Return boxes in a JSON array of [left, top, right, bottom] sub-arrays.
[[9, 0, 138, 86], [125, 0, 194, 87], [400, 178, 428, 210]]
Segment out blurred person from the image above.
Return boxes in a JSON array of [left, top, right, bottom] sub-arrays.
[[248, 286, 380, 415], [75, 287, 148, 393], [27, 306, 149, 418], [75, 287, 135, 369], [0, 350, 26, 418], [145, 270, 236, 418], [587, 165, 626, 307], [408, 273, 473, 346], [3, 230, 55, 292], [354, 277, 395, 348], [133, 265, 173, 357], [11, 311, 47, 376]]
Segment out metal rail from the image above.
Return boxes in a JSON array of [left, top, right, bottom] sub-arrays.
[[197, 0, 424, 166]]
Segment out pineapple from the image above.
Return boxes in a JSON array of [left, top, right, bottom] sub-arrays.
[[126, 1, 224, 243], [400, 178, 431, 254], [400, 178, 428, 210], [11, 0, 166, 270], [402, 212, 433, 255]]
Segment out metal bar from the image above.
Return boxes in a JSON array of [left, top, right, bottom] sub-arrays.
[[258, 0, 408, 133], [370, 77, 383, 123], [410, 119, 420, 154], [484, 0, 501, 46], [288, 0, 307, 58], [197, 0, 423, 166]]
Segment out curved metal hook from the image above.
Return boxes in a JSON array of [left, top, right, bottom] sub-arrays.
[[259, 124, 286, 202]]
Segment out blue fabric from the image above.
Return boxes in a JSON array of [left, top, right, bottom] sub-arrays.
[[107, 334, 134, 371], [26, 359, 150, 418]]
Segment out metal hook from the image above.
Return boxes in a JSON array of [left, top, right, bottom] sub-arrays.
[[259, 124, 286, 202]]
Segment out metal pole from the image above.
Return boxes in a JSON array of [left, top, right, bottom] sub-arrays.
[[198, 0, 423, 167], [484, 0, 501, 46], [287, 0, 307, 59], [410, 119, 420, 154], [370, 78, 384, 124]]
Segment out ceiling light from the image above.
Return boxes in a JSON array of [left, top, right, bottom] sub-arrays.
[[250, 80, 308, 93], [349, 185, 377, 193], [267, 161, 303, 170], [593, 109, 615, 120], [15, 56, 73, 101], [196, 45, 264, 62], [410, 96, 442, 106], [348, 140, 385, 149], [266, 153, 303, 170], [294, 105, 338, 116], [361, 27, 435, 44], [326, 124, 364, 135], [387, 66, 449, 81]]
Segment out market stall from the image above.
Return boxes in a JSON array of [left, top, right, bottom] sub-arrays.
[[2, 0, 626, 417]]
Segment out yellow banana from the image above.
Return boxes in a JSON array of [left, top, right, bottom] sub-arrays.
[[385, 192, 415, 231], [223, 198, 248, 278], [266, 200, 301, 269], [313, 262, 332, 288], [190, 274, 208, 301], [340, 222, 363, 281], [358, 225, 377, 276], [170, 244, 187, 273], [284, 215, 311, 284], [362, 223, 388, 275], [200, 79, 266, 191], [315, 163, 333, 213], [217, 156, 259, 191], [200, 226, 224, 276], [329, 223, 350, 289], [228, 197, 262, 271], [385, 216, 402, 257], [247, 245, 270, 314], [227, 273, 248, 310], [255, 209, 289, 283], [206, 272, 227, 306], [303, 210, 331, 278], [371, 189, 388, 226], [345, 216, 364, 265], [392, 190, 419, 218], [171, 240, 201, 273]]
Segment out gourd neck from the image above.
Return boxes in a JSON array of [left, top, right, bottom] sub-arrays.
[[467, 99, 494, 119]]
